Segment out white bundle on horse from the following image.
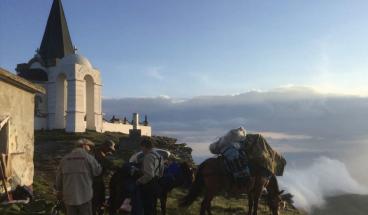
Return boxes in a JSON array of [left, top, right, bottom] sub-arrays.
[[209, 127, 247, 154], [129, 148, 171, 164]]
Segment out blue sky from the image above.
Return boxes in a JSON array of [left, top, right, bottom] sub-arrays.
[[1, 0, 368, 97]]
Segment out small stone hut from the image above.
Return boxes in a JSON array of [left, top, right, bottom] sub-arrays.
[[0, 68, 45, 191]]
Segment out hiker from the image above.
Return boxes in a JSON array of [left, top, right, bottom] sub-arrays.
[[93, 140, 117, 215], [55, 138, 102, 215], [134, 138, 164, 215], [209, 127, 250, 183]]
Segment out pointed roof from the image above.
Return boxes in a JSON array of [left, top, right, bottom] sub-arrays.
[[39, 0, 74, 66]]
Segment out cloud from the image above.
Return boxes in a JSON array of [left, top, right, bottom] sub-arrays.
[[260, 131, 313, 141], [103, 86, 368, 184], [103, 85, 368, 141], [279, 157, 368, 212]]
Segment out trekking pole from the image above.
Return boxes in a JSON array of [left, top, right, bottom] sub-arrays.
[[0, 157, 11, 201]]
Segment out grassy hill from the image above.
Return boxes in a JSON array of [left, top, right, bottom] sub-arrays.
[[0, 130, 302, 215]]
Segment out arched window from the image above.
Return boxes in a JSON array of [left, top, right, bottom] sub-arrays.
[[55, 73, 68, 128], [84, 75, 95, 130]]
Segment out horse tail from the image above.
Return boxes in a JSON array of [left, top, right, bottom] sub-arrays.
[[179, 162, 205, 207]]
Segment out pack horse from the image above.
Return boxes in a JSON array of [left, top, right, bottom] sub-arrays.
[[180, 127, 287, 215]]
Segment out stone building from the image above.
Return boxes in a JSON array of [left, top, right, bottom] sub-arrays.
[[15, 0, 151, 136], [0, 68, 45, 189]]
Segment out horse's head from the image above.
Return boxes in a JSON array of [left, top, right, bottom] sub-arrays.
[[267, 190, 285, 215], [117, 162, 142, 179], [179, 161, 195, 188]]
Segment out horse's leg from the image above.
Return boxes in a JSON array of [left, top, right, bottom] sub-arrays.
[[252, 191, 261, 215], [247, 193, 253, 215], [200, 196, 207, 215], [206, 192, 215, 215], [108, 188, 116, 215], [160, 192, 167, 215], [200, 191, 214, 215], [252, 178, 266, 215]]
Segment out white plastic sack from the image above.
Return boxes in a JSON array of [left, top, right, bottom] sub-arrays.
[[209, 127, 247, 154], [129, 148, 171, 164]]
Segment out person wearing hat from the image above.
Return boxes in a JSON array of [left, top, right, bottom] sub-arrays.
[[56, 138, 102, 215], [135, 137, 164, 215], [92, 140, 118, 215]]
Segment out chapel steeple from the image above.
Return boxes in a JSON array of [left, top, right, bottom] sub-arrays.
[[39, 0, 74, 66]]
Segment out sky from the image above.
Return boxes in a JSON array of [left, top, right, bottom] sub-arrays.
[[2, 0, 368, 97]]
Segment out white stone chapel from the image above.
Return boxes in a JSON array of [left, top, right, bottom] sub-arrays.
[[16, 0, 151, 136]]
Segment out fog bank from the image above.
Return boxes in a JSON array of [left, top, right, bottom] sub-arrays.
[[279, 157, 368, 212]]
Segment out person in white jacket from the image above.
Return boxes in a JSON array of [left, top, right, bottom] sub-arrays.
[[56, 138, 102, 215]]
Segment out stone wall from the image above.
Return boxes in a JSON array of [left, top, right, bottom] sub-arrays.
[[102, 121, 152, 136], [0, 80, 35, 187], [102, 121, 132, 134], [139, 125, 152, 136]]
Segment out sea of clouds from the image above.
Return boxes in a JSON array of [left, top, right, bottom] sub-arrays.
[[103, 86, 368, 211], [279, 157, 368, 212]]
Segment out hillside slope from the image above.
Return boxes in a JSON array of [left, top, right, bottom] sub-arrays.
[[0, 130, 302, 215]]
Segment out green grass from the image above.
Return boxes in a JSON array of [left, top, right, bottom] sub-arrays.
[[164, 189, 302, 215], [0, 181, 302, 215]]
